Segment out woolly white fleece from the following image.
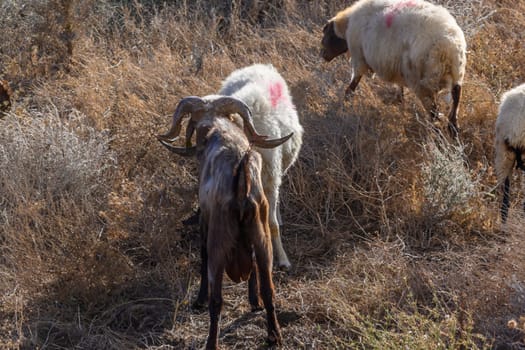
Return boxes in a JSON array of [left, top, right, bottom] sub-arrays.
[[495, 83, 525, 183], [206, 64, 304, 269]]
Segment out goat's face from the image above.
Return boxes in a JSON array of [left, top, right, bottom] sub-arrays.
[[321, 20, 348, 62]]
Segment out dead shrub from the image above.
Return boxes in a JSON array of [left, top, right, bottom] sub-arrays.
[[0, 109, 126, 304]]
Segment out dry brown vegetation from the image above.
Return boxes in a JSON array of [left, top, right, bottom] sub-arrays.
[[1, 0, 525, 349]]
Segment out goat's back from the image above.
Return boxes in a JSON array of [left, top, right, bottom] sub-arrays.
[[197, 118, 268, 283]]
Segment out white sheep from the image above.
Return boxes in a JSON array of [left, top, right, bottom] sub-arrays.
[[494, 83, 525, 222], [321, 0, 467, 135], [159, 64, 304, 270]]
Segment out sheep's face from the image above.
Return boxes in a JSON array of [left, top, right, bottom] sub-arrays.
[[321, 20, 348, 62]]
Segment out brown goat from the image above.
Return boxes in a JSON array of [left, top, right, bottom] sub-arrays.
[[158, 96, 292, 349]]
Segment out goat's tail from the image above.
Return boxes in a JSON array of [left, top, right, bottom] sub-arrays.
[[233, 150, 253, 220]]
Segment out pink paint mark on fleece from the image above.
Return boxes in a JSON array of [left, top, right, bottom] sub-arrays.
[[385, 0, 418, 28], [269, 81, 285, 108]]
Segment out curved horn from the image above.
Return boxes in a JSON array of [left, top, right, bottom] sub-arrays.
[[157, 96, 206, 142], [252, 132, 294, 149], [156, 119, 198, 157], [211, 96, 268, 143], [158, 139, 197, 157], [212, 96, 294, 149]]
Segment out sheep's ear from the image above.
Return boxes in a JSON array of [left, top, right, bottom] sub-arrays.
[[322, 21, 330, 33]]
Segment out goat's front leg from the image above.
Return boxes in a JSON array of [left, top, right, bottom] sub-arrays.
[[206, 262, 224, 350]]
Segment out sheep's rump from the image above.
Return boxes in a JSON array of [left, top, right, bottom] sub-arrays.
[[496, 84, 525, 150], [494, 84, 525, 183], [218, 64, 303, 173], [348, 0, 466, 90]]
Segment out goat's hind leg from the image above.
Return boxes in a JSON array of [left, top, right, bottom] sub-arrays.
[[193, 223, 208, 310], [206, 261, 225, 350], [253, 239, 282, 346], [248, 253, 263, 311]]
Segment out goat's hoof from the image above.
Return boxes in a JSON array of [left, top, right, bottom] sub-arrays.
[[250, 304, 263, 312], [192, 299, 207, 312], [181, 210, 200, 226], [267, 332, 282, 347]]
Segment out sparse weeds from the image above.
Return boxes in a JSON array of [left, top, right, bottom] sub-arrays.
[[346, 302, 489, 349], [0, 0, 522, 348], [436, 0, 495, 38], [420, 131, 479, 221], [0, 109, 126, 340]]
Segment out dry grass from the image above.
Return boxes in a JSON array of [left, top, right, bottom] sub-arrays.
[[1, 0, 525, 348]]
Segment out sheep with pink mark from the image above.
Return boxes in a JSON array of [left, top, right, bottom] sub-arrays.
[[494, 83, 525, 223], [160, 64, 303, 270], [321, 0, 467, 136], [217, 64, 304, 269]]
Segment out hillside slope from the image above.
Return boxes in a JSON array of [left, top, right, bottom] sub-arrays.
[[1, 0, 525, 348]]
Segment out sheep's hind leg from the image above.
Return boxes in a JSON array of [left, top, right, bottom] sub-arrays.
[[415, 88, 442, 132], [502, 177, 510, 223], [269, 221, 290, 270], [275, 202, 288, 269], [447, 84, 462, 137], [268, 192, 291, 270]]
